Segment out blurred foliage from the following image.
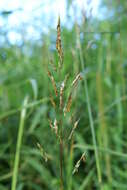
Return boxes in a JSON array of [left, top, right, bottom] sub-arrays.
[[0, 0, 127, 189]]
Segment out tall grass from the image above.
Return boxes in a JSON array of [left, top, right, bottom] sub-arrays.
[[47, 17, 83, 190], [0, 3, 127, 189], [75, 22, 102, 184], [11, 96, 28, 190]]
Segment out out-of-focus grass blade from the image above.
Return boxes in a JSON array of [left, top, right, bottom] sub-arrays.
[[28, 105, 47, 134], [0, 97, 49, 121], [79, 168, 94, 190], [29, 79, 38, 100], [11, 96, 28, 190], [26, 157, 55, 190], [75, 144, 127, 158]]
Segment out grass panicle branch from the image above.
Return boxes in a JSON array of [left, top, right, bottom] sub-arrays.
[[56, 16, 63, 66], [72, 152, 86, 175], [46, 17, 83, 190]]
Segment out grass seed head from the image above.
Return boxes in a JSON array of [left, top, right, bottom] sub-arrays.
[[64, 92, 72, 116], [50, 95, 56, 108], [56, 16, 63, 65], [71, 73, 83, 88], [47, 70, 58, 96], [68, 118, 80, 140], [49, 119, 58, 136], [60, 74, 69, 110], [60, 81, 65, 109], [37, 143, 48, 162], [54, 118, 58, 135], [72, 152, 86, 174], [49, 119, 53, 129]]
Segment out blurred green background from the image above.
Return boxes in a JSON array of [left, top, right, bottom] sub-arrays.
[[0, 0, 127, 189]]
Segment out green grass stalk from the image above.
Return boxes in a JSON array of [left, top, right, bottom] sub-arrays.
[[75, 23, 102, 184], [96, 72, 112, 183], [11, 96, 28, 190]]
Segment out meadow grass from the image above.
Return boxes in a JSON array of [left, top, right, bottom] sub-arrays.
[[0, 7, 127, 190]]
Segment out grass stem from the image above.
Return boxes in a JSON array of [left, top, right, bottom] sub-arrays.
[[11, 96, 28, 190], [75, 23, 102, 184]]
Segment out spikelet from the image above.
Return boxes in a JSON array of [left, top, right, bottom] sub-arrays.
[[37, 143, 48, 162], [47, 70, 58, 96], [50, 95, 56, 108], [60, 74, 68, 109], [63, 73, 82, 116], [49, 118, 58, 136], [72, 152, 86, 174], [60, 81, 65, 109], [69, 112, 75, 124], [49, 119, 53, 129], [71, 73, 83, 88], [54, 118, 58, 135], [56, 16, 63, 65], [64, 91, 72, 116], [68, 119, 80, 140]]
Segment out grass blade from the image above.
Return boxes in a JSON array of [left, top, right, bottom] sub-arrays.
[[11, 96, 28, 190]]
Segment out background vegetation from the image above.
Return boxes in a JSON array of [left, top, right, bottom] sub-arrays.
[[0, 0, 127, 189]]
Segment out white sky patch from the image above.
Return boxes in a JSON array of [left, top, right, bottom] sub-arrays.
[[7, 31, 22, 44], [0, 0, 100, 44], [0, 0, 20, 10]]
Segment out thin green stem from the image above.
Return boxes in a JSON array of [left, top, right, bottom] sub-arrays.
[[11, 96, 28, 190], [60, 138, 63, 190], [75, 23, 102, 184]]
